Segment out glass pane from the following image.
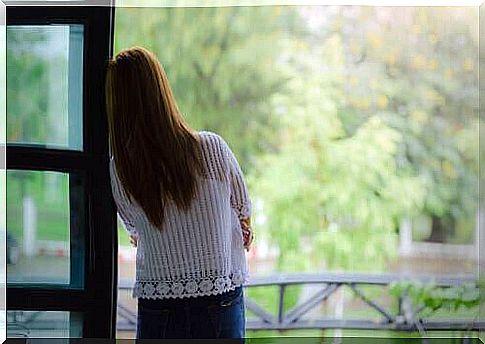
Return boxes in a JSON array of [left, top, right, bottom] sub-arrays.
[[7, 25, 83, 150], [117, 5, 478, 275], [117, 215, 136, 338], [7, 311, 82, 338], [6, 170, 84, 286], [114, 6, 478, 337]]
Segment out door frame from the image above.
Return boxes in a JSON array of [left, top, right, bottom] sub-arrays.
[[6, 5, 117, 338]]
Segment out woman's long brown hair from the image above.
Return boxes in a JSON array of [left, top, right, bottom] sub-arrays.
[[105, 46, 203, 229]]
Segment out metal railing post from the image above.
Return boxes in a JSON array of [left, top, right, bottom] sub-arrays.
[[278, 284, 286, 325]]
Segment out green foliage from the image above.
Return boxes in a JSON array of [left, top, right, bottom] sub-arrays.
[[336, 6, 478, 243], [115, 6, 305, 170], [7, 29, 50, 143], [7, 171, 69, 241], [389, 280, 480, 317], [7, 27, 71, 147], [247, 6, 477, 274], [250, 30, 426, 272]]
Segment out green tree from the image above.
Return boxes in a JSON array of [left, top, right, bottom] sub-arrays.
[[251, 32, 425, 272], [115, 6, 305, 170], [7, 29, 50, 144], [334, 6, 479, 244]]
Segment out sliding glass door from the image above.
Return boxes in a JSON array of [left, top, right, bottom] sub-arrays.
[[6, 5, 117, 338]]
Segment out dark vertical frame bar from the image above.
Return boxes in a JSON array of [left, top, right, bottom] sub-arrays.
[[6, 5, 117, 338], [81, 5, 117, 338], [69, 172, 85, 289]]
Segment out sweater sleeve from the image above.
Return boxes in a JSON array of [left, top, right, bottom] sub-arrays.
[[109, 158, 138, 236], [217, 136, 252, 220]]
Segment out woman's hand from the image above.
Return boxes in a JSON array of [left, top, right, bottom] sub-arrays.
[[240, 218, 253, 252], [129, 234, 138, 248]]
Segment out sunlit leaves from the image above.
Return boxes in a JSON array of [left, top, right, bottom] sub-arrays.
[[376, 95, 389, 109], [366, 31, 383, 50], [463, 58, 474, 72]]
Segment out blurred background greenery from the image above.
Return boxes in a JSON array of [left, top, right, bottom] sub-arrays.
[[113, 5, 478, 271]]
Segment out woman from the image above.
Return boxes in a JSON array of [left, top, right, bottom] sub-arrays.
[[105, 46, 253, 339]]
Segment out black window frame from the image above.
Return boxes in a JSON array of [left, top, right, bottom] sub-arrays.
[[6, 5, 117, 338]]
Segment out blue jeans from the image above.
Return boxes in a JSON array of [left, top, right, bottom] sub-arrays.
[[136, 286, 245, 339]]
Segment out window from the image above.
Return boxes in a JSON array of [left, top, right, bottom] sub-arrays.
[[7, 170, 85, 286], [7, 25, 83, 150], [7, 311, 83, 338], [114, 6, 478, 336], [7, 6, 116, 338]]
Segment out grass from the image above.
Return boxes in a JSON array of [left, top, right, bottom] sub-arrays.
[[245, 329, 480, 340], [8, 204, 132, 246], [118, 220, 131, 246]]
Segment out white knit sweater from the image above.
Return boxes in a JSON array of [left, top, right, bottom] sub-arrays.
[[109, 131, 251, 299]]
